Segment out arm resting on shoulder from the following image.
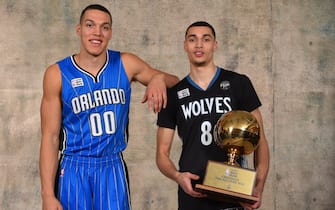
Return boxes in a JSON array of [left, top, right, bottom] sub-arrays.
[[121, 52, 179, 113]]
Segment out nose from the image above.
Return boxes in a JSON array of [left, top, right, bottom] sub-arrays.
[[195, 40, 203, 48], [93, 26, 102, 36]]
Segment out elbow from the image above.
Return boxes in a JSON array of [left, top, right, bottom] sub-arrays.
[[155, 153, 163, 170], [155, 151, 168, 173], [168, 75, 180, 87]]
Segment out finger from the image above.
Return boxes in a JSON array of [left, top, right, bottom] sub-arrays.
[[141, 94, 148, 104], [189, 173, 200, 180], [190, 189, 206, 198], [151, 92, 162, 113], [155, 94, 163, 112], [162, 91, 167, 109], [240, 202, 256, 210], [141, 94, 154, 112], [149, 96, 154, 112]]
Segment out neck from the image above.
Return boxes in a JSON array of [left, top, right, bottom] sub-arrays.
[[189, 63, 217, 90], [75, 50, 107, 76]]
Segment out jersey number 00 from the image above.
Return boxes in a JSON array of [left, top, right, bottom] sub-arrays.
[[89, 111, 116, 136]]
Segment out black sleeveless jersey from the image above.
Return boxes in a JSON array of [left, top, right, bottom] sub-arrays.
[[157, 67, 261, 181]]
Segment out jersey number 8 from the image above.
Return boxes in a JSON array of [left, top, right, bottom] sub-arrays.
[[201, 121, 213, 146]]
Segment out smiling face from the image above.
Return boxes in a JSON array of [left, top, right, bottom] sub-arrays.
[[76, 9, 112, 57], [184, 26, 218, 67]]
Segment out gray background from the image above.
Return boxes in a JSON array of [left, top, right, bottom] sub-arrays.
[[0, 0, 334, 209]]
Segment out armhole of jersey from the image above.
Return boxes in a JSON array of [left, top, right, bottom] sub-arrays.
[[109, 50, 131, 87]]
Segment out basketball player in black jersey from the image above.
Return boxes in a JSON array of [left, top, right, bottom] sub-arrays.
[[156, 21, 270, 210]]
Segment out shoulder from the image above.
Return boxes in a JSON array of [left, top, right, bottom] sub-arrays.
[[120, 52, 155, 83], [120, 52, 142, 62], [43, 63, 61, 90], [219, 68, 244, 77], [120, 52, 137, 80], [120, 52, 148, 71], [56, 55, 72, 65], [165, 77, 190, 101], [45, 63, 61, 76], [169, 76, 188, 91], [219, 68, 251, 82]]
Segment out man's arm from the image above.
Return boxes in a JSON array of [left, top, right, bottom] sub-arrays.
[[39, 64, 63, 210], [241, 108, 270, 209], [121, 52, 179, 113], [156, 127, 204, 198], [253, 109, 270, 192], [156, 127, 178, 180]]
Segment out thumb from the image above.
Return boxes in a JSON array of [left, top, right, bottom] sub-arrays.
[[141, 94, 148, 103], [189, 173, 200, 180]]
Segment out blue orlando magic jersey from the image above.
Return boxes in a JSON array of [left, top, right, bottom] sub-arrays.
[[57, 50, 131, 157]]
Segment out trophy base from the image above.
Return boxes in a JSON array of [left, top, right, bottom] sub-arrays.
[[195, 184, 259, 204]]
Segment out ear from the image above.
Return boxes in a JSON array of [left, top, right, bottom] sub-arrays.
[[183, 40, 187, 52], [213, 40, 218, 51], [76, 24, 81, 36], [107, 29, 113, 40]]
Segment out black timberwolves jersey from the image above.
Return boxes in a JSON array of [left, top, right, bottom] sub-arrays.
[[157, 67, 261, 181]]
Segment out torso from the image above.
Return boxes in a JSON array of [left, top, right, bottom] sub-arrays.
[[158, 67, 261, 178], [58, 50, 131, 157]]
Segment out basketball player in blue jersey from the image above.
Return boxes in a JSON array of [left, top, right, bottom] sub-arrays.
[[39, 4, 179, 210], [156, 21, 270, 210]]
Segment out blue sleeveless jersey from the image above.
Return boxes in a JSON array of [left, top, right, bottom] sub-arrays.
[[57, 50, 131, 157]]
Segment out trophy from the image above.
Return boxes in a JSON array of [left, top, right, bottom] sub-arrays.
[[195, 110, 260, 203]]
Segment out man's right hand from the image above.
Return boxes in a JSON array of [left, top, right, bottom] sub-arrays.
[[175, 172, 207, 198], [42, 195, 63, 210]]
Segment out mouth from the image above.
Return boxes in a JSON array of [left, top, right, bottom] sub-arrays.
[[89, 39, 102, 45], [194, 51, 204, 57]]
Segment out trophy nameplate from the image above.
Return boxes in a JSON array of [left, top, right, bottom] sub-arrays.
[[203, 161, 256, 195], [195, 110, 261, 204]]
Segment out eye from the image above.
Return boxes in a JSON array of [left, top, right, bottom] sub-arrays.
[[102, 24, 111, 31], [85, 21, 94, 28], [188, 38, 195, 42], [203, 36, 212, 42]]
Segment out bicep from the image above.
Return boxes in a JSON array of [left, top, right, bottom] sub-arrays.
[[251, 108, 270, 164], [251, 109, 265, 141], [156, 127, 175, 156], [40, 65, 62, 143], [121, 52, 161, 85]]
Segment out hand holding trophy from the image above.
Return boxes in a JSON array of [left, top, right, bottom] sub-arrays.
[[195, 110, 260, 203]]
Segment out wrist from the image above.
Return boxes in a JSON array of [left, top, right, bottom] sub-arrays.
[[41, 189, 55, 198], [152, 73, 165, 81], [254, 180, 265, 194], [173, 171, 181, 183]]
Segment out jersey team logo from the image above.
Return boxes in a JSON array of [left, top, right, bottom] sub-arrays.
[[71, 78, 84, 88], [177, 88, 190, 99], [220, 80, 230, 90]]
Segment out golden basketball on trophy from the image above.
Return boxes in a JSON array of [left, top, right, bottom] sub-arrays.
[[195, 110, 261, 203], [214, 110, 260, 166]]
